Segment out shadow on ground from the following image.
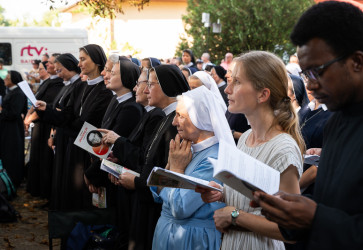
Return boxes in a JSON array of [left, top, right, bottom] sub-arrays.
[[0, 182, 60, 250]]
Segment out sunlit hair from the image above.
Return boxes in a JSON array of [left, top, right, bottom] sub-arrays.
[[235, 51, 305, 155], [108, 54, 119, 64], [142, 58, 152, 69]]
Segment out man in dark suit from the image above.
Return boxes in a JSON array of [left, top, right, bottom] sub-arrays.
[[254, 2, 363, 249]]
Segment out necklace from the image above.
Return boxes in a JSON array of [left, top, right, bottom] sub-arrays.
[[145, 114, 172, 162], [300, 109, 323, 130], [79, 81, 102, 116]]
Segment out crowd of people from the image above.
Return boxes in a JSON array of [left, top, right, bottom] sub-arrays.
[[0, 1, 362, 249]]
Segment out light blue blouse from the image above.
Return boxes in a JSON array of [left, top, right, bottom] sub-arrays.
[[150, 137, 225, 250]]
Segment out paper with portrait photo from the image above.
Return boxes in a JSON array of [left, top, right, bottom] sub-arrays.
[[74, 122, 113, 159]]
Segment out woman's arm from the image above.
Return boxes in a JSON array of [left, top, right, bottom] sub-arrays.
[[215, 164, 300, 241]]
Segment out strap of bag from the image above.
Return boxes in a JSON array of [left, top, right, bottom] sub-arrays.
[[0, 172, 16, 197]]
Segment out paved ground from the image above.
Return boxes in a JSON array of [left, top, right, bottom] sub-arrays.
[[0, 183, 60, 250]]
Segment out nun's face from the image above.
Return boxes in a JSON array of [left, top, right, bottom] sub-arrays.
[[134, 71, 148, 105], [4, 73, 13, 87], [182, 69, 190, 80], [46, 56, 57, 75], [211, 68, 221, 83], [101, 60, 113, 85], [108, 63, 122, 91], [78, 50, 99, 76], [172, 98, 200, 142], [38, 63, 48, 80], [54, 62, 69, 80], [189, 78, 203, 90], [144, 71, 166, 108], [182, 52, 191, 64]]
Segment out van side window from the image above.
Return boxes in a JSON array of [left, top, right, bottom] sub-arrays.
[[0, 43, 12, 65]]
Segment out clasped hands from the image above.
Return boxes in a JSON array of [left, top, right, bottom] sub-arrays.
[[167, 134, 192, 174]]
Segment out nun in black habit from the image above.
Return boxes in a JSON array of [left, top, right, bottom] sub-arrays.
[[97, 58, 164, 176], [84, 55, 144, 193], [48, 53, 83, 209], [26, 55, 64, 198], [109, 64, 189, 250], [93, 58, 165, 249], [36, 44, 113, 210], [0, 71, 27, 187]]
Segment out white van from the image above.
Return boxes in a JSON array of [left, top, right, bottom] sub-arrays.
[[0, 27, 88, 75]]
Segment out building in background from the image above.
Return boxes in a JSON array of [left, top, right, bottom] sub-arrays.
[[60, 0, 187, 59]]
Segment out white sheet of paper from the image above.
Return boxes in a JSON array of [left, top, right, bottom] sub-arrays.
[[17, 80, 37, 106], [211, 140, 280, 200]]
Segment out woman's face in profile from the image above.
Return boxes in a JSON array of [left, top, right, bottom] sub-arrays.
[[78, 50, 98, 76], [182, 69, 190, 80], [188, 78, 203, 90], [108, 63, 123, 91], [144, 71, 166, 108], [225, 62, 259, 115], [172, 99, 200, 142], [4, 73, 12, 87], [134, 71, 148, 106]]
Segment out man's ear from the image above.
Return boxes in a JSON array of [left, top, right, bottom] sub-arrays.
[[351, 51, 363, 72]]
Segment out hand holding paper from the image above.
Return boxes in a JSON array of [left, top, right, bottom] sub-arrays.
[[35, 101, 46, 111], [17, 80, 38, 106]]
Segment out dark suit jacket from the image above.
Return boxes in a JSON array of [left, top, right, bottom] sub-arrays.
[[280, 101, 363, 249]]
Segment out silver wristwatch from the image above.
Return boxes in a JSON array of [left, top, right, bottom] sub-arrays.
[[231, 208, 240, 226]]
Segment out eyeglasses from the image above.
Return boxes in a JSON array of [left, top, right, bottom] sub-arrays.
[[146, 81, 159, 89], [300, 54, 347, 82], [136, 80, 148, 87]]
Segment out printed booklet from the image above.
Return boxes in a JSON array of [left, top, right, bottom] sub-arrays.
[[74, 122, 112, 159]]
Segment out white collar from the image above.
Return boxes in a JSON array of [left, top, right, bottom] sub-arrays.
[[87, 76, 103, 85], [186, 62, 193, 67], [191, 136, 218, 153], [9, 85, 18, 91], [162, 102, 177, 116], [64, 74, 80, 86], [308, 100, 328, 111], [116, 92, 133, 103], [40, 77, 49, 85], [145, 105, 155, 112], [217, 81, 226, 88], [50, 75, 58, 80]]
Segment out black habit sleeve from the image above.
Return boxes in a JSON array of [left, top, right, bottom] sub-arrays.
[[84, 99, 144, 187], [112, 108, 165, 171]]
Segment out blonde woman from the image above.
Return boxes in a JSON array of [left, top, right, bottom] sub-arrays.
[[199, 51, 304, 250]]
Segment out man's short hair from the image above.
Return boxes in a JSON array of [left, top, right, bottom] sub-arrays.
[[0, 58, 4, 65], [291, 1, 363, 57], [52, 53, 61, 58]]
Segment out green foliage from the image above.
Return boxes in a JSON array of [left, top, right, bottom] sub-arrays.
[[47, 0, 150, 18], [0, 5, 10, 26], [176, 0, 314, 64]]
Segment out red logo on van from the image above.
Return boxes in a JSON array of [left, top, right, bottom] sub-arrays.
[[20, 45, 48, 56]]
